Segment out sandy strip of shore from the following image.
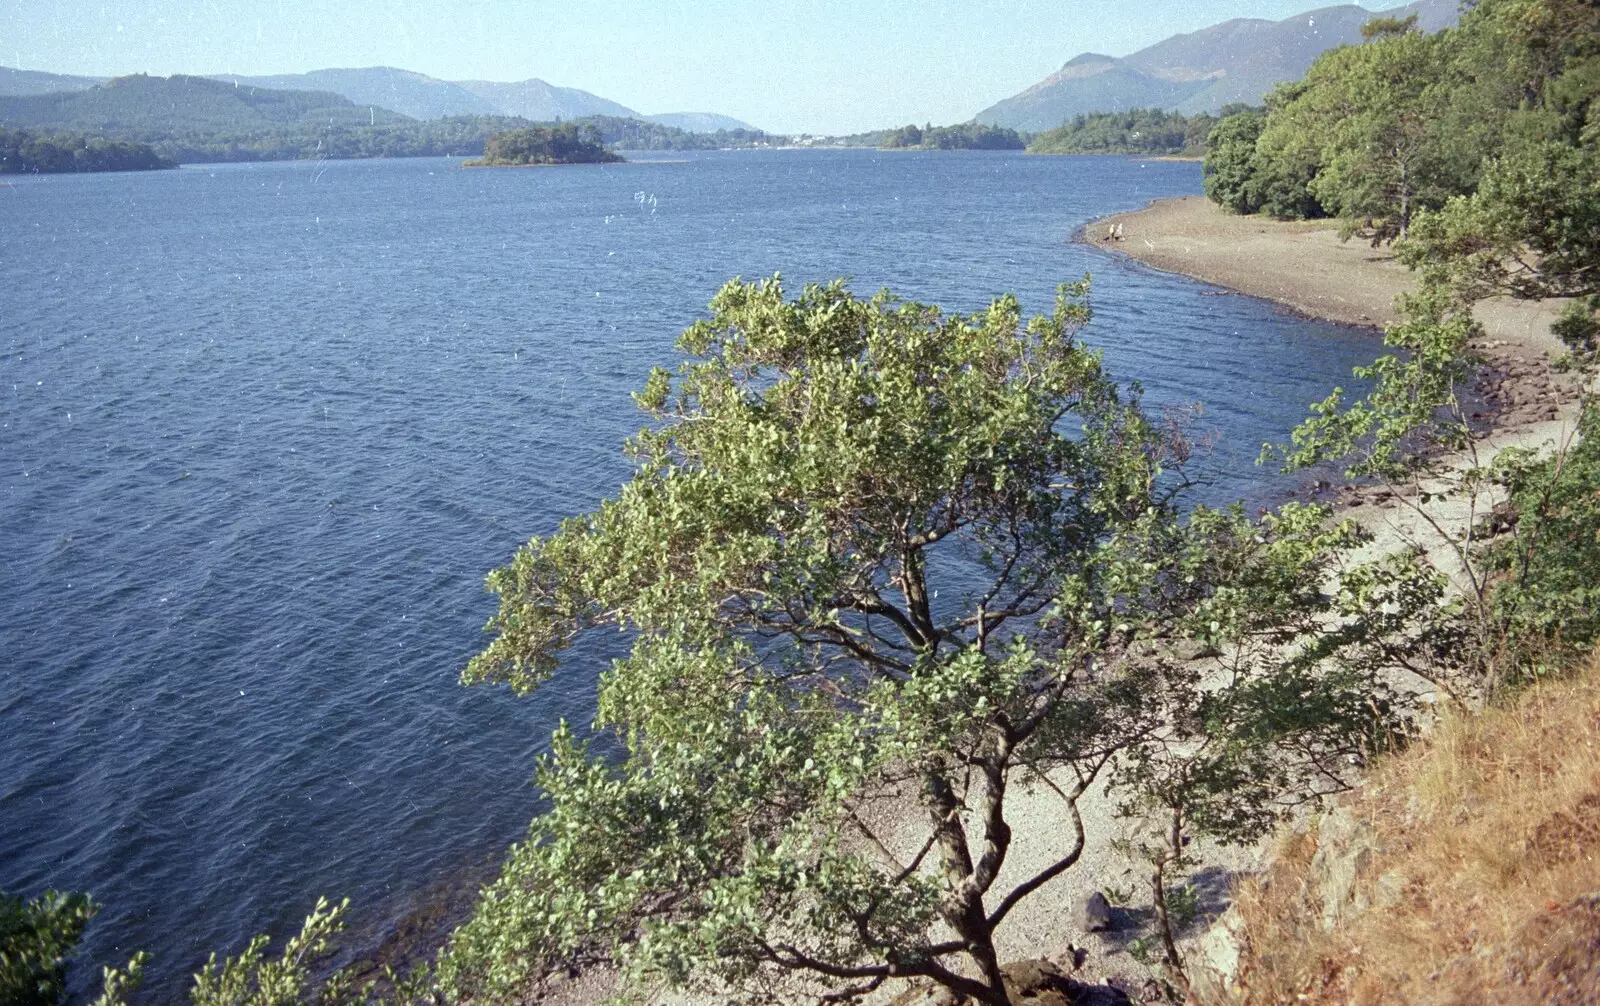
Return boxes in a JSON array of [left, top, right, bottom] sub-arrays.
[[1086, 194, 1565, 355], [1085, 195, 1581, 590]]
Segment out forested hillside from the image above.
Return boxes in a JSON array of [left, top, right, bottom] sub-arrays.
[[1202, 2, 1599, 247], [571, 115, 777, 150], [1027, 108, 1224, 156], [0, 73, 406, 132]]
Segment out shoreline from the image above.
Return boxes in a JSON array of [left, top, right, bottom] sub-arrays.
[[1081, 194, 1581, 591], [1080, 195, 1569, 354]]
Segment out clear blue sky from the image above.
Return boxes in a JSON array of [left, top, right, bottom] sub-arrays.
[[5, 0, 1402, 133]]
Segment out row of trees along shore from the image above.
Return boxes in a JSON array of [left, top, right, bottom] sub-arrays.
[[879, 122, 1026, 149], [6, 0, 1599, 1002], [863, 112, 1220, 154], [0, 73, 784, 164], [0, 128, 173, 173], [110, 116, 772, 164]]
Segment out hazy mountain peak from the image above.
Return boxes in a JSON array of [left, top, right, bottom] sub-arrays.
[[975, 0, 1461, 131], [209, 67, 502, 119], [452, 78, 638, 121]]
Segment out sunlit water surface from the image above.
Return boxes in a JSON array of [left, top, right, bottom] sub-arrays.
[[0, 150, 1379, 996]]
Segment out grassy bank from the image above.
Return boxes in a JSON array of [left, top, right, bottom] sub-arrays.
[[1203, 649, 1600, 1003]]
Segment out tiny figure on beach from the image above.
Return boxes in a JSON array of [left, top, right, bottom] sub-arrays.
[[1102, 223, 1125, 242], [1114, 222, 1125, 241]]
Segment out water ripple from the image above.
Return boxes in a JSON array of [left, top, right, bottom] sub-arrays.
[[0, 151, 1378, 997]]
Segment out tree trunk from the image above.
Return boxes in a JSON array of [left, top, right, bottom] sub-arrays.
[[1151, 858, 1183, 975], [925, 769, 1010, 1005], [1149, 808, 1190, 991], [1396, 147, 1411, 240], [900, 543, 935, 650]]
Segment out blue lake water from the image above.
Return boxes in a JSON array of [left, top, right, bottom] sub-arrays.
[[0, 150, 1379, 996]]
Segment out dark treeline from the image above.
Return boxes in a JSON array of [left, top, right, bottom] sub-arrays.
[[879, 122, 1026, 149], [468, 123, 623, 165], [0, 127, 174, 173], [1202, 1, 1600, 244], [138, 115, 774, 163], [62, 115, 774, 164], [129, 115, 529, 163], [1026, 107, 1226, 156]]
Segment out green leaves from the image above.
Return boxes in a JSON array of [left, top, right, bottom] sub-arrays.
[[189, 897, 352, 1006], [1205, 0, 1600, 239], [1202, 109, 1269, 214], [1269, 285, 1480, 481], [471, 123, 621, 165], [0, 889, 98, 1006], [464, 275, 1151, 695], [449, 275, 1452, 1003]]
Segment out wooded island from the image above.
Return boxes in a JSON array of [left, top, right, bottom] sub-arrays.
[[463, 124, 622, 166]]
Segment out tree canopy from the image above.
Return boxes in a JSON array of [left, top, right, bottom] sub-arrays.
[[880, 122, 1026, 150], [1202, 0, 1600, 245], [435, 277, 1410, 1003]]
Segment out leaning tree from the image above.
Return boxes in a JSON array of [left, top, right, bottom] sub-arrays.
[[439, 277, 1403, 1003]]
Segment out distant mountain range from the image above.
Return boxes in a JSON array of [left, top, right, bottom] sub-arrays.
[[0, 73, 778, 166], [975, 0, 1460, 132], [5, 1, 1463, 141], [0, 65, 758, 133]]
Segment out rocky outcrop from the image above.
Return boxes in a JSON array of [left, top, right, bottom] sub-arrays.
[[1190, 805, 1383, 995], [1074, 891, 1115, 933], [1308, 807, 1378, 930]]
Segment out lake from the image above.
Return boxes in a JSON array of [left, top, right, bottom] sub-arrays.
[[0, 150, 1378, 996]]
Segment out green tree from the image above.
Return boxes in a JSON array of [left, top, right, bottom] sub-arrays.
[[1202, 109, 1267, 213], [0, 889, 98, 1005], [1271, 0, 1600, 683], [1031, 109, 1215, 157], [0, 128, 173, 173], [439, 278, 1412, 1004], [882, 124, 923, 148], [1244, 81, 1330, 220], [1280, 28, 1455, 241], [880, 123, 1024, 150]]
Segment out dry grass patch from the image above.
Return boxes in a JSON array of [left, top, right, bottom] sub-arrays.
[[1208, 651, 1600, 1004]]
